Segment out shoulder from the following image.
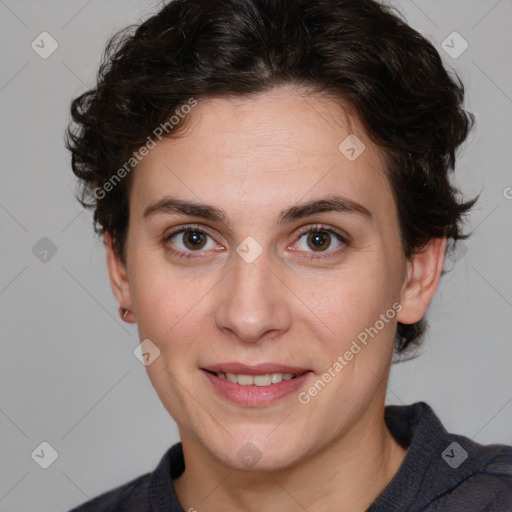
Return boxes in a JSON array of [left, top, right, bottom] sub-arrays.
[[457, 441, 512, 509], [426, 438, 512, 510], [67, 472, 151, 512], [375, 402, 512, 511]]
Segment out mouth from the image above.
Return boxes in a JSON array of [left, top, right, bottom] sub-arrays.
[[201, 363, 313, 406]]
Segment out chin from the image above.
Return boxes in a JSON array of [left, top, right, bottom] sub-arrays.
[[204, 431, 312, 472]]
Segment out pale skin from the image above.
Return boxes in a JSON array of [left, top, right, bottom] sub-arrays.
[[105, 84, 446, 511]]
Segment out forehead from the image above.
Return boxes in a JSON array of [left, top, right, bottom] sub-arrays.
[[129, 85, 393, 224]]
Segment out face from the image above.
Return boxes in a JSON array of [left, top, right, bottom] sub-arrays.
[[107, 84, 441, 471]]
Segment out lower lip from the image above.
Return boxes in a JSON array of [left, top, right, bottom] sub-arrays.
[[202, 370, 312, 407]]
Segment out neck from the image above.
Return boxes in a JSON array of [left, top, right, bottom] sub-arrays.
[[174, 396, 406, 512]]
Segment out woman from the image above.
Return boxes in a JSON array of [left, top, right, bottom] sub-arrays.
[[66, 0, 512, 510]]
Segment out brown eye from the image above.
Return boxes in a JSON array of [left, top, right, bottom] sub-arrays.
[[306, 231, 332, 251], [181, 230, 208, 250], [164, 225, 218, 259], [292, 224, 349, 259]]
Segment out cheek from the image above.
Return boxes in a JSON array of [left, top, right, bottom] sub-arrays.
[[131, 266, 210, 413], [302, 270, 399, 408], [298, 262, 393, 342], [129, 259, 181, 332], [129, 256, 217, 358]]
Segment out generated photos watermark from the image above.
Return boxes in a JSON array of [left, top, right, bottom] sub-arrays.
[[298, 302, 403, 405], [93, 97, 198, 200]]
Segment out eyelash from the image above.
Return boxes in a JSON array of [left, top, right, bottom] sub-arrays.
[[162, 223, 350, 261]]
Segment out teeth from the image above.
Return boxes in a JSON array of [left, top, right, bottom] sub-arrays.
[[270, 373, 282, 384], [253, 374, 271, 386], [219, 372, 297, 385], [237, 374, 254, 386]]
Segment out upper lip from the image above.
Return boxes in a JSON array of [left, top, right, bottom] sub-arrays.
[[203, 362, 310, 375]]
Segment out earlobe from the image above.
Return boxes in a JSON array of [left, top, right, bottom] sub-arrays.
[[105, 231, 134, 322], [397, 237, 447, 325]]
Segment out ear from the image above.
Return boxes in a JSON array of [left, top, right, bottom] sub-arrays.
[[105, 231, 135, 323], [397, 237, 446, 324]]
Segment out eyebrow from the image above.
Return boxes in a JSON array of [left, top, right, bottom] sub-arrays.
[[142, 194, 373, 227]]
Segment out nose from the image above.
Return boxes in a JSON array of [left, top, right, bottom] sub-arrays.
[[214, 250, 292, 343]]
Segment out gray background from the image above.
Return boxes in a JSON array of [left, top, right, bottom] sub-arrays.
[[0, 1, 511, 511]]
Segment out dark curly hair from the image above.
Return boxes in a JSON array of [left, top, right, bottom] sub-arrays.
[[65, 0, 478, 356]]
